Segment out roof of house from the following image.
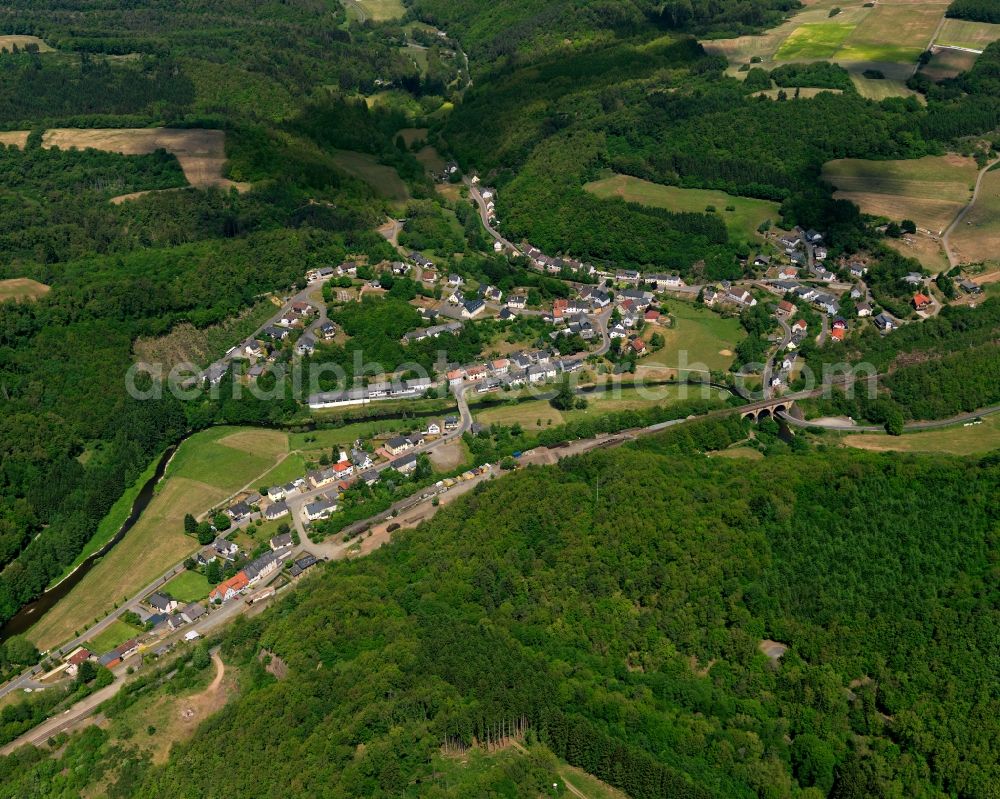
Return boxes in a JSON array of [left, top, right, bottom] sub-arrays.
[[182, 602, 206, 620], [386, 435, 410, 449], [67, 648, 93, 665], [148, 591, 174, 610], [270, 532, 293, 549], [913, 292, 931, 305]]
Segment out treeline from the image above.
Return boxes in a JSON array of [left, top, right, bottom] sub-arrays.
[[10, 444, 998, 797], [769, 61, 853, 90], [946, 0, 1000, 23]]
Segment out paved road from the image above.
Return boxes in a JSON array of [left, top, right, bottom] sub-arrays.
[[781, 403, 1000, 432], [763, 316, 792, 398]]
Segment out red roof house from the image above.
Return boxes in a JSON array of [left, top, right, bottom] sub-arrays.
[[912, 292, 931, 310]]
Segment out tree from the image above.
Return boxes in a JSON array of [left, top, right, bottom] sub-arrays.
[[550, 376, 576, 410], [901, 219, 917, 234], [791, 734, 836, 793], [196, 522, 215, 545], [883, 405, 904, 435], [192, 644, 211, 670], [183, 513, 197, 534], [74, 660, 97, 686], [205, 560, 222, 585], [213, 513, 231, 531]]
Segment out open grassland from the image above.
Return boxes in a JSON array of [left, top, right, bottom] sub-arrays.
[[884, 233, 950, 272], [836, 3, 944, 64], [949, 167, 1000, 265], [255, 453, 306, 489], [583, 174, 778, 240], [40, 128, 248, 192], [710, 446, 765, 460], [27, 427, 289, 649], [160, 571, 210, 603], [133, 300, 277, 369], [642, 300, 745, 373], [415, 144, 446, 174], [291, 418, 426, 452], [0, 35, 52, 53], [474, 384, 702, 428], [167, 427, 288, 492], [822, 155, 978, 234], [842, 414, 1000, 456], [342, 0, 405, 22], [0, 277, 50, 302], [936, 18, 1000, 51], [396, 127, 428, 147], [85, 619, 140, 655], [332, 150, 409, 202], [921, 46, 979, 80]]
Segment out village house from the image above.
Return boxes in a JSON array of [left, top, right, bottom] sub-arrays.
[[776, 266, 798, 280], [482, 285, 503, 303], [245, 550, 288, 585], [776, 300, 795, 317], [726, 288, 757, 308], [226, 501, 251, 523], [390, 453, 419, 474], [912, 292, 932, 311], [959, 278, 983, 294], [263, 325, 289, 341], [289, 554, 319, 578], [98, 639, 140, 668], [308, 467, 337, 489], [180, 603, 205, 624], [421, 270, 438, 284], [630, 338, 647, 354], [903, 272, 924, 286], [447, 368, 465, 386], [269, 532, 293, 551], [874, 313, 895, 331], [465, 364, 488, 382], [305, 496, 337, 521], [462, 298, 486, 319], [213, 537, 239, 560], [444, 415, 460, 430], [385, 436, 414, 456], [210, 572, 250, 603], [263, 500, 289, 521], [147, 591, 178, 613], [615, 269, 641, 284], [296, 334, 316, 356], [333, 460, 353, 478], [849, 262, 867, 278], [424, 421, 441, 436], [64, 648, 94, 678], [243, 339, 266, 359], [857, 301, 873, 317], [336, 261, 358, 277], [647, 274, 684, 290], [351, 449, 373, 469], [409, 252, 435, 269], [753, 255, 772, 268], [507, 294, 527, 309], [791, 318, 808, 336]]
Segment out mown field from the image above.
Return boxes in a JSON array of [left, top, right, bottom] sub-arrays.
[[835, 3, 943, 64], [842, 413, 1000, 456], [331, 150, 409, 202], [28, 427, 290, 650], [583, 174, 778, 240], [641, 300, 745, 373], [341, 0, 405, 23], [473, 384, 702, 428], [160, 571, 211, 603], [935, 18, 1000, 51], [85, 619, 140, 655], [821, 154, 978, 234], [949, 166, 1000, 265], [0, 277, 50, 302], [0, 35, 52, 53]]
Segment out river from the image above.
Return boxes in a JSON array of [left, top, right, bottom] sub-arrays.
[[0, 445, 177, 641]]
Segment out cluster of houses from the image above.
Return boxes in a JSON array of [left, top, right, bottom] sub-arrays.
[[446, 347, 582, 395], [704, 283, 758, 310], [308, 376, 434, 410]]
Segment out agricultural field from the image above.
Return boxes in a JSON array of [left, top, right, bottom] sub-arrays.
[[842, 414, 1000, 456], [884, 233, 951, 272], [920, 47, 979, 80], [28, 427, 290, 650], [754, 87, 843, 99], [706, 0, 947, 95], [0, 35, 52, 53], [0, 131, 29, 148], [583, 174, 779, 241], [85, 619, 140, 655], [948, 167, 1000, 265], [290, 419, 425, 453], [640, 300, 746, 374], [935, 18, 1000, 51], [835, 3, 944, 65], [821, 155, 978, 234], [775, 21, 858, 60], [40, 128, 248, 192], [160, 571, 210, 603], [255, 453, 307, 490], [0, 277, 50, 302], [331, 150, 409, 202]]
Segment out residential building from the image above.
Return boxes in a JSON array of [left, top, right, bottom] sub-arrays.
[[874, 313, 895, 331], [213, 537, 239, 560], [385, 436, 413, 456], [180, 603, 206, 624], [390, 453, 418, 474], [263, 501, 289, 520], [912, 292, 932, 311], [147, 592, 177, 613], [269, 532, 293, 551]]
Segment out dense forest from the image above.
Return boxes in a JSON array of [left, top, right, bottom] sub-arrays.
[[945, 0, 1000, 23], [2, 436, 997, 798]]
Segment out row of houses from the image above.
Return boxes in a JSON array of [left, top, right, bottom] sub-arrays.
[[209, 546, 293, 603], [308, 376, 434, 410]]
